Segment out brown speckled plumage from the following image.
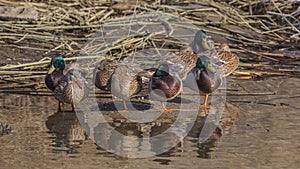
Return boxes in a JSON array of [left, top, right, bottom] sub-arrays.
[[54, 69, 88, 105], [215, 44, 239, 77], [111, 64, 142, 100], [93, 59, 119, 91], [129, 76, 143, 97], [168, 47, 199, 80], [110, 63, 143, 111]]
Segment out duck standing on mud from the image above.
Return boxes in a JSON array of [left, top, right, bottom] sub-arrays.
[[149, 64, 182, 113], [187, 32, 239, 109], [45, 55, 89, 112], [110, 63, 143, 112]]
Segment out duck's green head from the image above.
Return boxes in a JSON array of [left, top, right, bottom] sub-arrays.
[[192, 30, 210, 53], [196, 56, 216, 72], [47, 55, 66, 74], [154, 64, 169, 77]]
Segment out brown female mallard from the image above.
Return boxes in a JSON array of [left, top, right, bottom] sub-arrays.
[[149, 64, 182, 113], [190, 29, 210, 54], [214, 44, 239, 77], [45, 56, 88, 112], [93, 58, 119, 91], [53, 67, 88, 111], [110, 63, 143, 112]]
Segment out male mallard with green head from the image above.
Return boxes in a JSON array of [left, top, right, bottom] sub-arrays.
[[168, 30, 211, 81], [190, 30, 239, 77], [160, 30, 239, 115], [45, 55, 65, 92], [149, 64, 182, 113], [184, 56, 222, 114], [182, 31, 239, 115], [45, 56, 88, 112]]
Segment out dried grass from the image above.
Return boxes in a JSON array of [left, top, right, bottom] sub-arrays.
[[0, 0, 299, 93]]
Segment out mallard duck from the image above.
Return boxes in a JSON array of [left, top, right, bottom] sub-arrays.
[[190, 30, 239, 77], [45, 55, 66, 111], [45, 56, 88, 112], [45, 55, 65, 92], [190, 30, 210, 54], [167, 30, 211, 81], [149, 64, 182, 113], [196, 56, 222, 109], [182, 31, 239, 115], [214, 44, 239, 77], [110, 63, 142, 112], [184, 56, 222, 114], [171, 47, 198, 80], [93, 58, 119, 91], [53, 67, 88, 111]]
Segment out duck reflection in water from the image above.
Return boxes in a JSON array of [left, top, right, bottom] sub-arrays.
[[46, 111, 87, 154], [86, 104, 239, 159], [92, 118, 221, 158]]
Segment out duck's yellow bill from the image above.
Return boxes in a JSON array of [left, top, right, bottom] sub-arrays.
[[202, 40, 209, 50], [47, 65, 55, 74], [207, 64, 216, 73]]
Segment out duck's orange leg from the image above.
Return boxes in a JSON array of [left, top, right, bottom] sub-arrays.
[[203, 108, 209, 116], [118, 100, 128, 113], [161, 102, 173, 113], [201, 94, 209, 109]]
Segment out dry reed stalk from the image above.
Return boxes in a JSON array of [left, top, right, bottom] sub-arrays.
[[0, 0, 299, 93]]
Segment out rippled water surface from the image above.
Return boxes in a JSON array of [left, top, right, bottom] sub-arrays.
[[0, 77, 299, 169]]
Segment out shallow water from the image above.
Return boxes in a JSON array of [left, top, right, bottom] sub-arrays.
[[0, 77, 299, 169]]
